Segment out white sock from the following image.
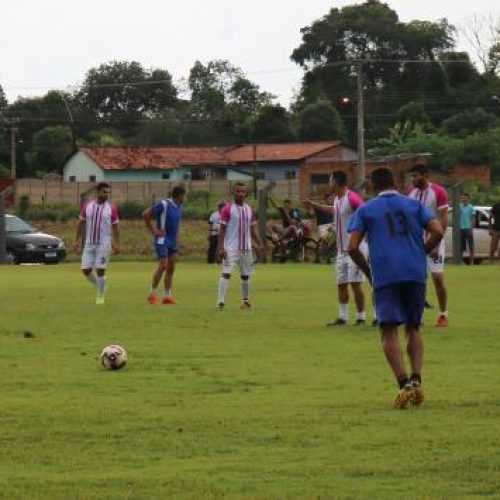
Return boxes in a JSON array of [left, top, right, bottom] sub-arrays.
[[217, 276, 230, 304], [440, 310, 448, 317], [96, 276, 106, 297], [339, 303, 349, 321], [150, 286, 158, 295], [164, 289, 171, 298], [241, 280, 250, 302], [85, 273, 97, 286], [356, 311, 366, 321]]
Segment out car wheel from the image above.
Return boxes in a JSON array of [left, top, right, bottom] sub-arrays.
[[5, 250, 19, 265]]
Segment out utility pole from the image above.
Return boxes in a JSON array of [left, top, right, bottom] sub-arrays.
[[8, 117, 20, 179], [0, 195, 8, 264], [356, 63, 366, 188]]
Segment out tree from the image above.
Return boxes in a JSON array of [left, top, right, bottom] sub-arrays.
[[291, 1, 455, 141], [0, 84, 7, 109], [26, 125, 74, 174], [396, 101, 432, 129], [297, 99, 345, 140], [441, 108, 499, 137], [75, 61, 178, 134], [251, 105, 295, 143]]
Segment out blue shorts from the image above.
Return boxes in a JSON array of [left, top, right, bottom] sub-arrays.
[[154, 242, 178, 259], [374, 282, 425, 328]]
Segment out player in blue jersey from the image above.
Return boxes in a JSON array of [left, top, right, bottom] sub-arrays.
[[348, 168, 443, 409], [142, 185, 186, 305]]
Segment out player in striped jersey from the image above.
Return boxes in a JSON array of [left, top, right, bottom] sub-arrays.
[[216, 183, 264, 310], [74, 182, 120, 304]]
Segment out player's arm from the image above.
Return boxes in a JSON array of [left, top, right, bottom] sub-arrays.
[[217, 224, 227, 260], [112, 223, 120, 254], [438, 207, 448, 233], [74, 220, 85, 254], [142, 207, 164, 237], [348, 231, 372, 285], [424, 219, 444, 254], [302, 199, 333, 215]]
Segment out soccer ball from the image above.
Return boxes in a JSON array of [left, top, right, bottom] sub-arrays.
[[100, 345, 127, 370]]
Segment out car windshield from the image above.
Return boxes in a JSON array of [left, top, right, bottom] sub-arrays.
[[5, 215, 35, 233]]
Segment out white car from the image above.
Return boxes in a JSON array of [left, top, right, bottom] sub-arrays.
[[444, 206, 491, 260]]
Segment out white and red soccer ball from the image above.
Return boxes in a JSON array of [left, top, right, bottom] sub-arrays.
[[100, 345, 127, 370]]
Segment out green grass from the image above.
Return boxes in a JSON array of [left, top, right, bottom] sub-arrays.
[[1, 262, 499, 498]]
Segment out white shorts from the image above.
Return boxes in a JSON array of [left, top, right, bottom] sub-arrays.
[[222, 249, 254, 277], [336, 252, 365, 285], [427, 240, 445, 274], [318, 224, 332, 239], [81, 245, 111, 270]]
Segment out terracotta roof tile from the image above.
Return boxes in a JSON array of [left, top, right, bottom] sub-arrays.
[[81, 146, 231, 171], [225, 141, 342, 163]]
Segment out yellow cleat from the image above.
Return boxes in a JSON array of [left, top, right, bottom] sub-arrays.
[[240, 300, 252, 310], [96, 296, 105, 305], [410, 384, 425, 406], [394, 386, 413, 409]]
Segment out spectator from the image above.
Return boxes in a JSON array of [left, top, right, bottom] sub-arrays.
[[207, 202, 225, 263], [269, 197, 301, 245], [459, 193, 476, 264], [489, 201, 500, 260]]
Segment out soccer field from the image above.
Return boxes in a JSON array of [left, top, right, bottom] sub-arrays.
[[1, 262, 499, 498]]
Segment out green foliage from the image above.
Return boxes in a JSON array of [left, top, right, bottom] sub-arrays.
[[0, 164, 10, 179], [297, 99, 345, 140], [25, 125, 74, 174], [117, 200, 147, 220], [397, 101, 431, 129], [17, 194, 30, 217], [252, 105, 295, 143], [441, 108, 499, 138]]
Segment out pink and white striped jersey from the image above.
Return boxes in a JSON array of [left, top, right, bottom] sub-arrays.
[[220, 202, 256, 251], [333, 189, 364, 253], [79, 200, 119, 247], [408, 183, 448, 217]]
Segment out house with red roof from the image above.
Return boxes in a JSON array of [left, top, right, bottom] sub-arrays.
[[62, 142, 357, 183]]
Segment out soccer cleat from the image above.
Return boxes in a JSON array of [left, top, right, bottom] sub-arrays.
[[162, 296, 176, 305], [147, 293, 158, 305], [95, 296, 105, 305], [436, 314, 448, 327], [355, 319, 366, 325], [240, 300, 252, 310], [410, 382, 425, 406], [326, 318, 347, 327], [216, 302, 225, 311], [394, 385, 413, 409]]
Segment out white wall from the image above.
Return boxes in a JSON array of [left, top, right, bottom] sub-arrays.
[[63, 152, 104, 182]]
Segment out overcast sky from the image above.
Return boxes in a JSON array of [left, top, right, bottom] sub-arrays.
[[1, 0, 498, 106]]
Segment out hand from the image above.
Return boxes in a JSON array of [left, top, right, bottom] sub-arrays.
[[153, 228, 166, 237], [73, 241, 83, 255], [218, 248, 227, 261]]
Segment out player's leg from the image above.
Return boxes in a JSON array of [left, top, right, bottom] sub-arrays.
[[81, 246, 98, 290], [239, 251, 253, 308], [94, 247, 110, 304], [348, 256, 366, 324], [327, 254, 349, 326], [217, 250, 235, 309], [162, 251, 178, 304], [148, 243, 167, 304], [402, 282, 426, 405], [428, 243, 448, 326]]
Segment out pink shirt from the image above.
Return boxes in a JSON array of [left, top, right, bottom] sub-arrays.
[[333, 189, 364, 253], [79, 200, 119, 247], [220, 202, 256, 251], [408, 183, 449, 217]]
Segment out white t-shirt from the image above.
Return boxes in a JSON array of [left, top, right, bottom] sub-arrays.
[[408, 183, 449, 217], [219, 202, 256, 251], [209, 210, 221, 236], [79, 200, 119, 248], [333, 189, 364, 254]]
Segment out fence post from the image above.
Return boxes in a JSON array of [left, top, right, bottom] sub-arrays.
[[451, 182, 463, 265], [0, 195, 8, 264]]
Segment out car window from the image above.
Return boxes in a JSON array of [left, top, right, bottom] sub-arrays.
[[5, 215, 35, 233]]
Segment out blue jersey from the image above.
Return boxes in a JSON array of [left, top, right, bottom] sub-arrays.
[[151, 198, 182, 248], [348, 191, 434, 290]]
